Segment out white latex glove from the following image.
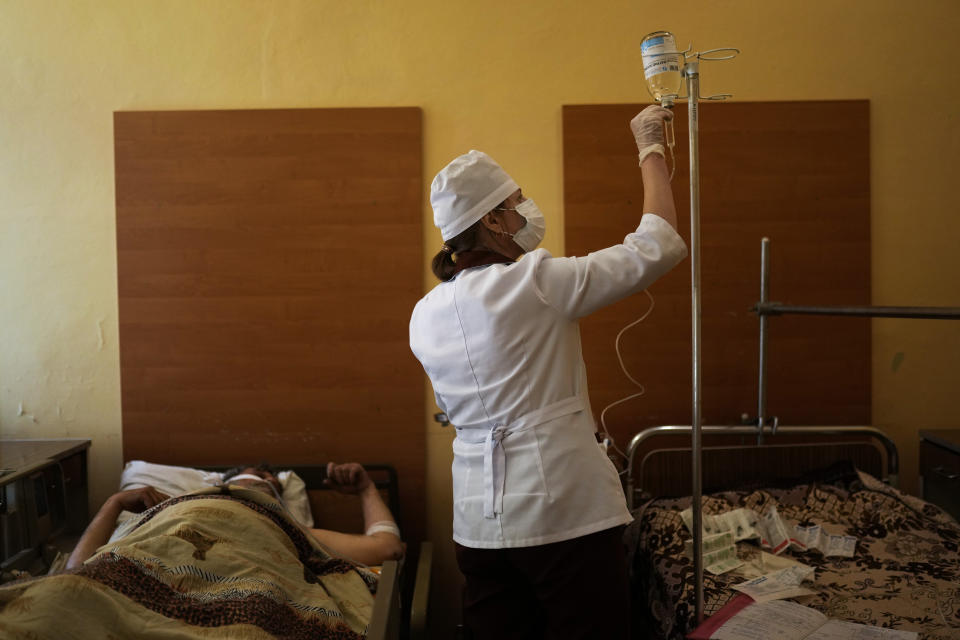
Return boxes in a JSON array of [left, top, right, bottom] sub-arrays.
[[630, 105, 672, 165]]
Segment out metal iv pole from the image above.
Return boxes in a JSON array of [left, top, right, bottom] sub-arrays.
[[638, 39, 738, 624], [685, 57, 706, 624], [679, 46, 738, 625]]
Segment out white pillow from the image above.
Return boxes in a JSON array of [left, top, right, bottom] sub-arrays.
[[119, 460, 314, 527], [274, 469, 314, 527]]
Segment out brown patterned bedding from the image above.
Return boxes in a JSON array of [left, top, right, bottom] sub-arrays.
[[0, 486, 379, 639], [625, 463, 960, 639]]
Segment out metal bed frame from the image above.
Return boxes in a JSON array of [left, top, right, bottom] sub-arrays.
[[625, 424, 900, 511], [677, 234, 960, 622], [753, 237, 960, 437], [368, 541, 433, 640]]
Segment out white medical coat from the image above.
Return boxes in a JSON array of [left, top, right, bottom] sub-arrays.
[[409, 214, 687, 548]]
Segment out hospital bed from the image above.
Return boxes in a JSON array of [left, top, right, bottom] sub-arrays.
[[191, 462, 432, 640], [0, 461, 432, 640], [622, 425, 960, 640]]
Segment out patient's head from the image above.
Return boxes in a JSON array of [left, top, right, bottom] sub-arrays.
[[222, 463, 283, 498]]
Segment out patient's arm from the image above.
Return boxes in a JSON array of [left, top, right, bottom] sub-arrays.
[[309, 463, 405, 566], [65, 486, 170, 570]]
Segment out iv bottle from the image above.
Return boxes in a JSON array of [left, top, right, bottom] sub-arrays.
[[641, 30, 682, 177], [641, 30, 683, 107]]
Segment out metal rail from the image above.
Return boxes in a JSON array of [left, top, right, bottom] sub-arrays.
[[755, 303, 960, 320], [757, 238, 771, 441], [625, 424, 901, 509], [753, 238, 960, 439]]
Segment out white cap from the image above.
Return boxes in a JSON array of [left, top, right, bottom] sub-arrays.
[[430, 150, 519, 241]]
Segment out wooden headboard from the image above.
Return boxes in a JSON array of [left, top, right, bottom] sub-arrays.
[[562, 101, 871, 452], [114, 107, 425, 542]]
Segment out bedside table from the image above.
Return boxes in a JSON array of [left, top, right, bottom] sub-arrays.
[[919, 430, 960, 521], [1, 439, 90, 573]]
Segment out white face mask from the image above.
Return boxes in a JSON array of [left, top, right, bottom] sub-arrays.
[[500, 198, 546, 253], [226, 473, 284, 503]]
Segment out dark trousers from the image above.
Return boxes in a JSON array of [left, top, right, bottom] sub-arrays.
[[455, 526, 630, 640]]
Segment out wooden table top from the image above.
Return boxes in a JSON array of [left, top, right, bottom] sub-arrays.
[[0, 439, 90, 484]]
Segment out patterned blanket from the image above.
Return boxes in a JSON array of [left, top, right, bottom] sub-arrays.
[[0, 486, 379, 639], [625, 464, 960, 639]]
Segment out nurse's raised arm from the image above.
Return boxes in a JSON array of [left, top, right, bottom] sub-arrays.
[[631, 105, 679, 231]]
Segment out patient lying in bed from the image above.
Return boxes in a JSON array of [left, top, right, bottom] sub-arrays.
[[66, 461, 405, 570], [0, 463, 403, 639]]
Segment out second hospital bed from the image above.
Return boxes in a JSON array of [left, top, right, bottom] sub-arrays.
[[622, 425, 960, 640]]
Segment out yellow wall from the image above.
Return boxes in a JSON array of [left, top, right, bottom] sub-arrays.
[[3, 0, 958, 633]]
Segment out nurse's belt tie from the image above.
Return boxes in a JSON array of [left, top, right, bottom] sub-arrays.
[[483, 424, 509, 519], [479, 395, 584, 520]]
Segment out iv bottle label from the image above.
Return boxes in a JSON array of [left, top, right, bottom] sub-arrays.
[[641, 34, 681, 80]]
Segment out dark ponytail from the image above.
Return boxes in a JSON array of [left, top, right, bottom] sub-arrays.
[[431, 248, 458, 282], [431, 220, 484, 282]]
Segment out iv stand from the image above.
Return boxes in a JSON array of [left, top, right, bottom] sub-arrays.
[[685, 58, 706, 626], [678, 46, 738, 625], [643, 43, 737, 625]]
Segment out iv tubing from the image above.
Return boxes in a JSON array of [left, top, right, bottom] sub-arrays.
[[660, 95, 677, 180]]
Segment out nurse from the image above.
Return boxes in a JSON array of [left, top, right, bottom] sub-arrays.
[[409, 105, 686, 639]]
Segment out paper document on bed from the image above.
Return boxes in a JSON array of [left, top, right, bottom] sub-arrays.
[[731, 565, 816, 602], [704, 600, 918, 640], [681, 507, 760, 541], [757, 506, 792, 553], [793, 524, 858, 557], [679, 506, 792, 554], [680, 506, 859, 557], [737, 551, 812, 579], [684, 531, 744, 574], [679, 506, 791, 552]]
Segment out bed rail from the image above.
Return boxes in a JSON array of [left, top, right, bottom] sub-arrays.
[[368, 558, 401, 640], [624, 424, 899, 510], [367, 541, 433, 640], [409, 541, 434, 640]]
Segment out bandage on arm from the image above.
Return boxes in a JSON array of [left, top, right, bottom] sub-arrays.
[[637, 143, 665, 167], [356, 482, 396, 531], [307, 482, 404, 565], [630, 106, 677, 230], [309, 527, 405, 566], [365, 520, 401, 537]]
